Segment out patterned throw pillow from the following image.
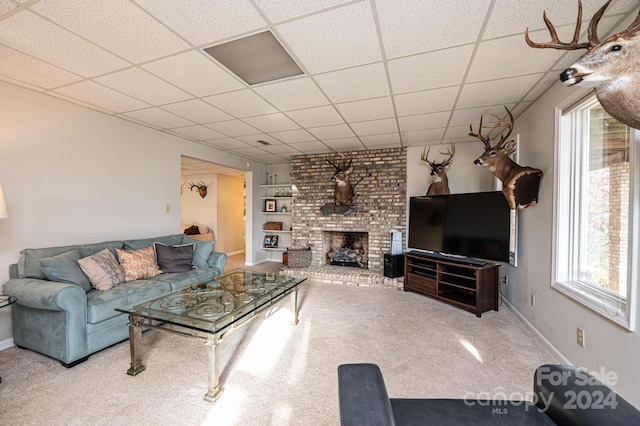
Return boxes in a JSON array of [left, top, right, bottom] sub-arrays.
[[116, 246, 162, 281], [78, 249, 125, 291]]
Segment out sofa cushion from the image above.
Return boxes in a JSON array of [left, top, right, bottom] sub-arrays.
[[123, 234, 185, 250], [154, 242, 194, 273], [78, 249, 125, 291], [86, 279, 173, 324], [148, 268, 221, 291], [116, 246, 162, 281], [183, 237, 215, 268], [17, 240, 124, 279], [39, 250, 92, 292]]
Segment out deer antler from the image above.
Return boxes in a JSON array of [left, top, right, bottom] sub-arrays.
[[420, 146, 435, 166], [482, 107, 514, 149], [440, 142, 456, 167], [525, 0, 611, 50], [327, 152, 353, 171], [469, 115, 491, 149]]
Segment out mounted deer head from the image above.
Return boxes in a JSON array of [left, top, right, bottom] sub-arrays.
[[525, 0, 640, 129], [421, 142, 455, 195], [189, 181, 207, 199], [470, 106, 543, 209], [327, 152, 354, 206]]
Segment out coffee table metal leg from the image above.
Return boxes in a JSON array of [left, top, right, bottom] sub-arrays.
[[290, 287, 299, 326], [204, 336, 223, 402], [126, 314, 146, 376]]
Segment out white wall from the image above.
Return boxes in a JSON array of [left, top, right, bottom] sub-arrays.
[[503, 80, 640, 406], [0, 82, 266, 342], [216, 174, 245, 254]]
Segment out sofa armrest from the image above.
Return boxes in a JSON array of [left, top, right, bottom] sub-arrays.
[[3, 278, 86, 312], [534, 364, 640, 426], [338, 363, 397, 426], [207, 251, 227, 272]]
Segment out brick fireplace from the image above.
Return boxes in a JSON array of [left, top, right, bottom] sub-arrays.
[[289, 148, 407, 275], [324, 230, 369, 268]]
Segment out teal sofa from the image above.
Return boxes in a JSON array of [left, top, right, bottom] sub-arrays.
[[3, 234, 227, 367]]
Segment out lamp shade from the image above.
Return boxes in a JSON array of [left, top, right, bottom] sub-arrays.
[[0, 183, 8, 219]]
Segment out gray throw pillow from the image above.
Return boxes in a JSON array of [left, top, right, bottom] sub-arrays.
[[184, 238, 214, 268], [39, 250, 92, 292], [154, 243, 194, 273], [78, 249, 125, 291]]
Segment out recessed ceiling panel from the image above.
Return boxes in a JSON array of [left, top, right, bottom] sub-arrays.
[[204, 31, 303, 85]]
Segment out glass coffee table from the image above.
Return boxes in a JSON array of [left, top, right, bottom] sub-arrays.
[[115, 270, 307, 402]]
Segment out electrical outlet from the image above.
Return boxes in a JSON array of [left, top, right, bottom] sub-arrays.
[[530, 293, 535, 307], [577, 328, 585, 347], [504, 275, 509, 286], [165, 204, 171, 214]]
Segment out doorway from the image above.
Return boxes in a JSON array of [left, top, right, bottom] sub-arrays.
[[181, 155, 246, 258]]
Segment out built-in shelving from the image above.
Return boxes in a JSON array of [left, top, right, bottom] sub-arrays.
[[260, 184, 294, 255]]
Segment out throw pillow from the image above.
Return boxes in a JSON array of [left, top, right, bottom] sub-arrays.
[[154, 242, 194, 273], [78, 249, 125, 291], [39, 250, 92, 292], [116, 246, 162, 281], [184, 225, 200, 235], [184, 237, 215, 268]]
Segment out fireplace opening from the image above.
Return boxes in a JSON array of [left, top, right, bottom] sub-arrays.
[[324, 231, 368, 268]]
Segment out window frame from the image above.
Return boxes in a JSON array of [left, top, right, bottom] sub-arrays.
[[552, 93, 639, 330]]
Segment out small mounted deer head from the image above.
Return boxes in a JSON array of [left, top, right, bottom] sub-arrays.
[[421, 142, 455, 195], [525, 0, 640, 129], [189, 181, 207, 199], [470, 106, 543, 209], [327, 152, 354, 206]]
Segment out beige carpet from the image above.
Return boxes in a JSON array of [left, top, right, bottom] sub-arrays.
[[0, 281, 559, 426]]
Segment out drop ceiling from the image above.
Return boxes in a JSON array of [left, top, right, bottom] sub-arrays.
[[1, 0, 637, 165]]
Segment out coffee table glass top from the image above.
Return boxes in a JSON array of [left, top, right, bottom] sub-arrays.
[[0, 295, 16, 309], [116, 270, 306, 334]]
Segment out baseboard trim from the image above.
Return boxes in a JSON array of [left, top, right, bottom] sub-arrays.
[[503, 299, 572, 365], [226, 250, 245, 256], [0, 338, 15, 351]]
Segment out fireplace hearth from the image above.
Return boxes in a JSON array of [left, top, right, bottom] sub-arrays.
[[324, 231, 368, 269]]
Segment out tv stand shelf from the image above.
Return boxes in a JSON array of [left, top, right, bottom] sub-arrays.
[[404, 252, 499, 317]]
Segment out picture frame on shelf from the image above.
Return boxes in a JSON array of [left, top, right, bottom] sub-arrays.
[[265, 199, 276, 212], [264, 235, 279, 248]]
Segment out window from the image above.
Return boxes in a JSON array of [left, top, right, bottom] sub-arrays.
[[554, 95, 638, 330]]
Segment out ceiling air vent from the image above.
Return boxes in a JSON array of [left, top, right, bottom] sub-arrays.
[[203, 31, 304, 85], [257, 140, 270, 145]]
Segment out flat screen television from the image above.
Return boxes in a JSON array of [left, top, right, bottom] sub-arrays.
[[407, 191, 517, 265]]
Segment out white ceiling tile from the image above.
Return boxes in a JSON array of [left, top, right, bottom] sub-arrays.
[[205, 119, 260, 137], [0, 45, 81, 89], [203, 90, 278, 118], [170, 125, 227, 140], [143, 51, 245, 97], [401, 128, 446, 146], [123, 107, 193, 129], [261, 144, 301, 155], [32, 0, 189, 63], [389, 45, 473, 94], [307, 124, 355, 140], [524, 73, 560, 102], [243, 113, 301, 133], [376, 0, 492, 58], [228, 146, 270, 156], [322, 137, 364, 150], [162, 99, 232, 123], [253, 77, 329, 111], [482, 0, 636, 40], [456, 74, 543, 109], [314, 62, 390, 104], [276, 1, 382, 74], [53, 81, 149, 112], [202, 138, 252, 150], [467, 34, 562, 83], [335, 97, 395, 122], [286, 105, 344, 128], [235, 134, 281, 146], [360, 133, 401, 146], [285, 140, 330, 153], [96, 68, 192, 105], [350, 118, 398, 137], [0, 11, 129, 77], [244, 153, 288, 163], [443, 125, 474, 140], [449, 104, 517, 127], [398, 111, 451, 132], [394, 87, 459, 117], [269, 129, 317, 144], [135, 0, 266, 46], [0, 1, 17, 14], [254, 0, 351, 22]]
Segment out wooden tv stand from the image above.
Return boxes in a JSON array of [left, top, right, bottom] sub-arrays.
[[403, 251, 499, 317]]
